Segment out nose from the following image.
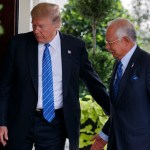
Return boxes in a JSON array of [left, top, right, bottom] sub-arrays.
[[105, 43, 109, 50], [105, 44, 112, 53]]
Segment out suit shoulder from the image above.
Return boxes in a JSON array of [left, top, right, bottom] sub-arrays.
[[140, 49, 150, 59], [12, 32, 35, 42], [138, 48, 150, 65], [60, 32, 85, 44]]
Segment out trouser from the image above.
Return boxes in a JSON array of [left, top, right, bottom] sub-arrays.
[[22, 108, 67, 150]]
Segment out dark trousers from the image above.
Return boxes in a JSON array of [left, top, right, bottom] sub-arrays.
[[22, 108, 67, 150]]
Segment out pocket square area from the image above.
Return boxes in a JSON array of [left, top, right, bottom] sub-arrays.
[[131, 75, 138, 80]]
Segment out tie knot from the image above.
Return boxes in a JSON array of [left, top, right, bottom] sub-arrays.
[[45, 43, 50, 47]]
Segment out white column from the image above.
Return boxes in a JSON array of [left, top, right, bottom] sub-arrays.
[[18, 0, 31, 33]]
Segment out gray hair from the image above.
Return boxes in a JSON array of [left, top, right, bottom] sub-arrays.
[[108, 18, 136, 42], [31, 3, 61, 28]]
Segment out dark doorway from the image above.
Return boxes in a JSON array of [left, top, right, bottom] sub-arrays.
[[0, 0, 19, 145], [0, 2, 19, 148], [0, 0, 19, 66]]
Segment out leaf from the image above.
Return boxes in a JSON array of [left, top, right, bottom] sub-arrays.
[[79, 97, 108, 148]]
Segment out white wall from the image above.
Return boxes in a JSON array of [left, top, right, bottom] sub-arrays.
[[18, 0, 31, 33], [18, 0, 68, 33]]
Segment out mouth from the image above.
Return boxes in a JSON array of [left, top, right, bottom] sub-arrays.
[[35, 35, 42, 40], [109, 51, 116, 57], [111, 51, 115, 54]]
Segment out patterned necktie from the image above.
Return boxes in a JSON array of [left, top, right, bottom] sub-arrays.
[[42, 43, 55, 122], [113, 61, 123, 98]]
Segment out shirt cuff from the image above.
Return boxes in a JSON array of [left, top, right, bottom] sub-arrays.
[[99, 131, 109, 142]]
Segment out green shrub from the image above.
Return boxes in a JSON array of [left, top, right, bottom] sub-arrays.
[[79, 95, 108, 149], [88, 49, 114, 89], [79, 49, 114, 98]]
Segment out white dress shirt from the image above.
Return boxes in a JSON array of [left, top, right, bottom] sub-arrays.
[[121, 44, 137, 74], [37, 31, 63, 109], [99, 44, 137, 141]]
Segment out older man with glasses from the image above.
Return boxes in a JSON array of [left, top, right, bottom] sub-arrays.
[[91, 18, 150, 150]]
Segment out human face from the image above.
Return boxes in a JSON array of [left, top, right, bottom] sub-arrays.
[[105, 27, 125, 60], [32, 17, 57, 43]]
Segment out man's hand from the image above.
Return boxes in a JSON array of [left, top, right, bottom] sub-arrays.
[[90, 134, 107, 150], [0, 126, 8, 146]]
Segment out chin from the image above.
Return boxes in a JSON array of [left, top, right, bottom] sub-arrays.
[[36, 39, 44, 43]]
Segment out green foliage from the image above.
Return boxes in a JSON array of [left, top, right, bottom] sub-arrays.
[[73, 0, 118, 53], [79, 49, 114, 98], [74, 0, 116, 21], [61, 0, 130, 96], [129, 0, 150, 51], [80, 95, 108, 148], [61, 3, 91, 44], [0, 4, 4, 36], [61, 0, 130, 50], [131, 0, 150, 28], [89, 49, 114, 89]]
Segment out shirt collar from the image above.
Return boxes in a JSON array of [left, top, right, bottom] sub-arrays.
[[121, 44, 137, 69], [38, 31, 60, 50], [50, 31, 60, 50]]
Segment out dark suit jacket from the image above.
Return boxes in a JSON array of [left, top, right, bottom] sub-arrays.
[[0, 32, 110, 150], [106, 46, 150, 150]]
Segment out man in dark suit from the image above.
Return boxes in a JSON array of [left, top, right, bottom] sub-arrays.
[[0, 3, 110, 150], [91, 18, 150, 150]]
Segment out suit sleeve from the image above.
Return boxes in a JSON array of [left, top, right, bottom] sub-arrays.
[[101, 118, 110, 136], [146, 65, 150, 98], [79, 42, 110, 115], [0, 37, 15, 126]]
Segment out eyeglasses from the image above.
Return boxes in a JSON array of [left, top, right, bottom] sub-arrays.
[[105, 39, 120, 45]]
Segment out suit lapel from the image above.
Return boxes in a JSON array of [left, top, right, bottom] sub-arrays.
[[59, 33, 73, 99], [26, 34, 38, 95], [115, 47, 141, 104]]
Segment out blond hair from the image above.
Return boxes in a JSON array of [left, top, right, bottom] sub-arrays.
[[31, 3, 61, 28]]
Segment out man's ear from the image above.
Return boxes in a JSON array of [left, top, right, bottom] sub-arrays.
[[122, 36, 130, 43]]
